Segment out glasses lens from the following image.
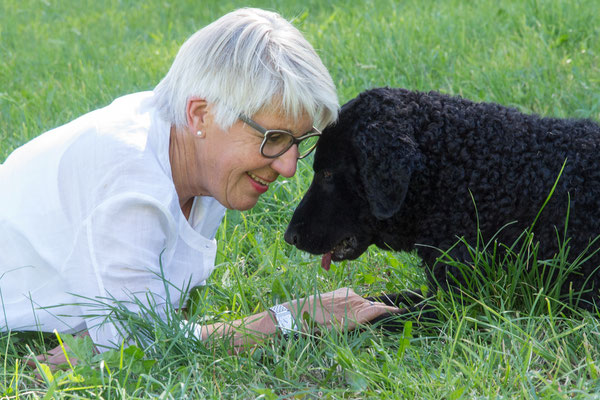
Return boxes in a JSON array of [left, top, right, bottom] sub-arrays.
[[298, 135, 319, 157], [262, 130, 293, 157]]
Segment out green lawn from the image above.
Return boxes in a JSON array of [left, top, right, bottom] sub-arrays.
[[1, 0, 600, 398]]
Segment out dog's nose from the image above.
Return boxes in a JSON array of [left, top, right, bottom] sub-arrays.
[[284, 227, 298, 246]]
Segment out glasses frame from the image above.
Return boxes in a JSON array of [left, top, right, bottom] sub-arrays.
[[239, 114, 321, 159]]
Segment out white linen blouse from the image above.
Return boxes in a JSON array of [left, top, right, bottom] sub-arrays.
[[0, 92, 225, 348]]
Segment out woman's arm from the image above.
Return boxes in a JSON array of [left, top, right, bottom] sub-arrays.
[[31, 288, 400, 367]]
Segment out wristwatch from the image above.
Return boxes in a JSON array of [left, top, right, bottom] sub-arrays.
[[269, 304, 299, 339]]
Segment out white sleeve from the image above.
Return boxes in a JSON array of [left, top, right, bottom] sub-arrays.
[[63, 192, 178, 349]]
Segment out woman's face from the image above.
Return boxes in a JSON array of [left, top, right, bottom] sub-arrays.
[[196, 108, 313, 211]]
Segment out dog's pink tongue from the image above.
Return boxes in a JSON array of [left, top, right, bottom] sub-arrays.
[[321, 252, 332, 271]]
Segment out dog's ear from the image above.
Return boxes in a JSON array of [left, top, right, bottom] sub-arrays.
[[352, 122, 422, 220]]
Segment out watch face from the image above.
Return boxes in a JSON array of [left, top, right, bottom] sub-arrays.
[[270, 305, 297, 338], [280, 314, 292, 330]]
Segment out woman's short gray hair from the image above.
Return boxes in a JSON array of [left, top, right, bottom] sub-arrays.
[[153, 8, 339, 131]]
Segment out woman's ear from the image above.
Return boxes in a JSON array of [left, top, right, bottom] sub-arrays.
[[186, 97, 209, 134]]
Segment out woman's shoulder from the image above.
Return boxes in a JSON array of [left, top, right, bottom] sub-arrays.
[[1, 90, 180, 226], [91, 91, 161, 149], [56, 92, 177, 216]]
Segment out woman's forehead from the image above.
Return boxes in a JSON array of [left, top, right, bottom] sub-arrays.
[[251, 108, 313, 133]]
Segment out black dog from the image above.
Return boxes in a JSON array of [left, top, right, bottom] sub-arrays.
[[285, 87, 600, 310]]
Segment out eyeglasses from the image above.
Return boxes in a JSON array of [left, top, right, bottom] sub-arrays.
[[239, 114, 321, 159]]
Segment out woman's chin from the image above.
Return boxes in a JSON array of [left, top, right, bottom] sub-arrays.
[[228, 196, 260, 211]]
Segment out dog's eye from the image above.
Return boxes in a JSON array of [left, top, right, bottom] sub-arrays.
[[321, 170, 333, 180]]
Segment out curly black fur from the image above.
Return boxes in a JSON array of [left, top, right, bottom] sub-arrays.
[[285, 87, 600, 310]]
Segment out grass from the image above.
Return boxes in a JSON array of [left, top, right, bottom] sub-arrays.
[[1, 0, 600, 398]]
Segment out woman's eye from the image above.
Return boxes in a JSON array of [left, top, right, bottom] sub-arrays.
[[267, 132, 286, 143], [267, 133, 281, 141]]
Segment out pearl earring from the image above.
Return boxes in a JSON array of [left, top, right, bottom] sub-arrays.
[[196, 130, 204, 138]]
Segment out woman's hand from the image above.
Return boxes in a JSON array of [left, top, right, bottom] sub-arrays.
[[287, 287, 401, 332], [27, 344, 74, 368], [25, 331, 91, 372]]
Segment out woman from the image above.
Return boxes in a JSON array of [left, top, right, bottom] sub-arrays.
[[0, 8, 399, 363]]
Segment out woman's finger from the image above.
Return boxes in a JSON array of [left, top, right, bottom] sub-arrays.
[[369, 302, 402, 313]]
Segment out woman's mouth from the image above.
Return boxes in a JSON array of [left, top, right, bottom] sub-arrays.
[[247, 172, 270, 194]]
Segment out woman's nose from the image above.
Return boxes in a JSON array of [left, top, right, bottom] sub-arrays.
[[271, 145, 299, 178]]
